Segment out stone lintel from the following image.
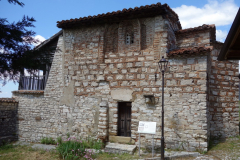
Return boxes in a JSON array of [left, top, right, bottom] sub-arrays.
[[111, 89, 133, 101]]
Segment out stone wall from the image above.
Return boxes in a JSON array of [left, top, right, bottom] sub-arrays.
[[49, 15, 209, 151], [176, 32, 210, 48], [0, 98, 18, 145], [12, 35, 102, 142], [164, 55, 208, 151], [207, 44, 239, 139], [13, 35, 67, 142]]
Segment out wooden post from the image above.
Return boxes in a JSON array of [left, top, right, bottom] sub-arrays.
[[139, 133, 141, 157]]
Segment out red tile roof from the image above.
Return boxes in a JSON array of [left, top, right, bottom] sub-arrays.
[[0, 98, 17, 103], [175, 24, 215, 34], [168, 46, 213, 57], [57, 3, 181, 29]]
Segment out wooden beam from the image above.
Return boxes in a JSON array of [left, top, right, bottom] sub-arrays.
[[227, 49, 240, 53]]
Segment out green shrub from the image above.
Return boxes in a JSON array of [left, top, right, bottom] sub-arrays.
[[66, 132, 70, 138], [40, 137, 47, 144], [40, 137, 56, 145], [56, 136, 103, 160], [49, 137, 57, 145], [57, 136, 63, 145]]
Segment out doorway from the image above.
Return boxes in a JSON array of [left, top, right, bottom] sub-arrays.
[[118, 102, 131, 137]]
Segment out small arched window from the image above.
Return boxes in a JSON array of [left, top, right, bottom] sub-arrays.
[[126, 32, 134, 44], [126, 33, 131, 44]]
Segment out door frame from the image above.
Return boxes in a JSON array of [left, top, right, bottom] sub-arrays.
[[117, 102, 132, 137]]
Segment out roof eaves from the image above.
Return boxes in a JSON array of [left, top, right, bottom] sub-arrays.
[[57, 3, 180, 29], [218, 8, 240, 61], [175, 24, 215, 35], [35, 30, 63, 50], [168, 46, 213, 57]]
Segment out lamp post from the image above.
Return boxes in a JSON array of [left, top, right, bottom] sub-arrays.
[[158, 56, 168, 160]]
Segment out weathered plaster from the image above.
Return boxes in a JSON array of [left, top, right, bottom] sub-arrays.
[[60, 80, 75, 107]]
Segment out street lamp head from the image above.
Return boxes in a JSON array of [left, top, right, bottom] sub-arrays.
[[158, 56, 168, 72]]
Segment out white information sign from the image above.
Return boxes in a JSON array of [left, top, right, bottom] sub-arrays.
[[138, 121, 156, 134]]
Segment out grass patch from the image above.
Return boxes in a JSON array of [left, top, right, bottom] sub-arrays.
[[207, 135, 240, 159], [0, 144, 59, 160], [1, 136, 240, 160], [0, 143, 14, 150], [56, 136, 104, 159], [96, 152, 139, 160]]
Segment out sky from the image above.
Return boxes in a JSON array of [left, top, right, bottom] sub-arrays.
[[0, 0, 239, 97]]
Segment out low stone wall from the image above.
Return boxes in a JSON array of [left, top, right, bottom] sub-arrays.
[[0, 98, 18, 145], [12, 91, 45, 142]]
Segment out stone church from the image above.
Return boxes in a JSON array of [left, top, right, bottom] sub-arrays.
[[12, 3, 239, 151]]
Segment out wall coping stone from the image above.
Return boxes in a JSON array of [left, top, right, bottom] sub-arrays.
[[12, 90, 44, 95], [0, 98, 18, 103]]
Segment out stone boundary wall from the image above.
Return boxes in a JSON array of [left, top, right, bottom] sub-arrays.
[[0, 98, 18, 145]]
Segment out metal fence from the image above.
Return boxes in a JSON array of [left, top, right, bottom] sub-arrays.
[[18, 75, 46, 90]]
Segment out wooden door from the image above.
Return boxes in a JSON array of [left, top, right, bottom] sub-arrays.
[[118, 102, 131, 137]]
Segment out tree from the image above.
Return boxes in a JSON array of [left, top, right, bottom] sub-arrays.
[[0, 0, 51, 87]]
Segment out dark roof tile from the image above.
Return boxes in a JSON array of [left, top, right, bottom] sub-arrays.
[[35, 30, 63, 50], [57, 3, 181, 29], [175, 24, 215, 34], [168, 46, 213, 57]]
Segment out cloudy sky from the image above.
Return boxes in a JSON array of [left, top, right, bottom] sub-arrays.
[[0, 0, 239, 97]]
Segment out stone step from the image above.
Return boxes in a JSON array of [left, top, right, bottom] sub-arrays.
[[104, 142, 137, 155], [31, 144, 56, 150]]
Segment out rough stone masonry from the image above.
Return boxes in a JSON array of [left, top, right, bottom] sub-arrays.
[[0, 98, 18, 145], [12, 3, 239, 152]]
